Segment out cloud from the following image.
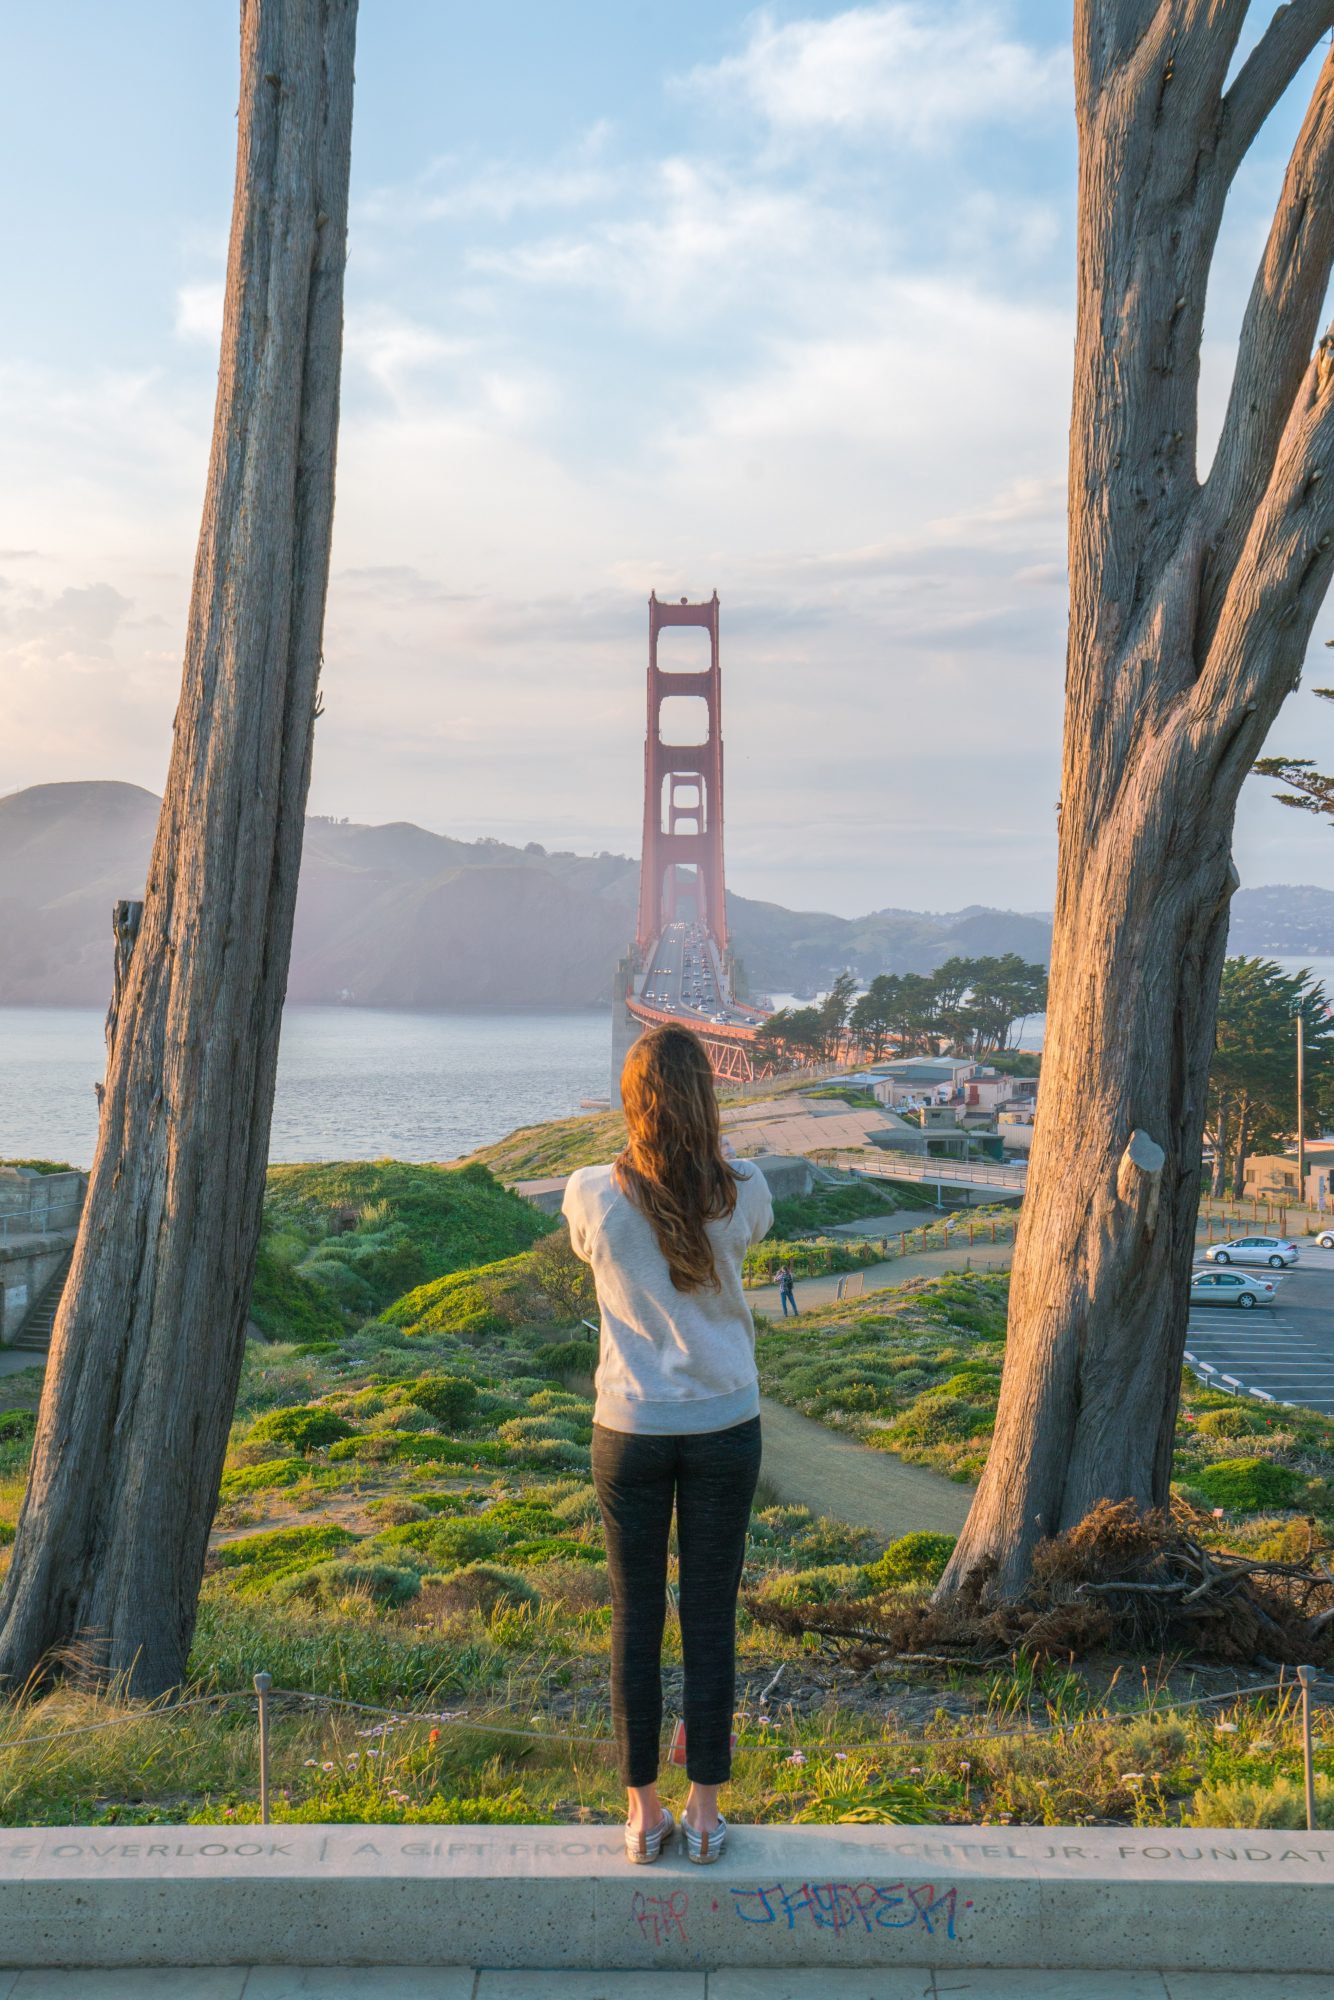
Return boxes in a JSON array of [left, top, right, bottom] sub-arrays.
[[174, 280, 224, 345], [682, 2, 1070, 146]]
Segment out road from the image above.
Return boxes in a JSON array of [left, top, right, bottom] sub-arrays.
[[638, 919, 762, 1031]]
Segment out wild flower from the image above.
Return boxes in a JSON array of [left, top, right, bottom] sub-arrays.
[[787, 1750, 807, 1766]]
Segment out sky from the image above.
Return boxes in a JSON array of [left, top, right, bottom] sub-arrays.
[[2, 1, 1334, 917]]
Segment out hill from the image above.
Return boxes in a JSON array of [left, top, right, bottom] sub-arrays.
[[0, 779, 1055, 1007]]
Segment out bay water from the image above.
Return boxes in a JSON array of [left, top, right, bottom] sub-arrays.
[[0, 1006, 612, 1169]]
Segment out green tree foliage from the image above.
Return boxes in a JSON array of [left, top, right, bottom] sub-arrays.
[[1205, 958, 1334, 1197], [849, 957, 1048, 1062], [1255, 686, 1334, 824]]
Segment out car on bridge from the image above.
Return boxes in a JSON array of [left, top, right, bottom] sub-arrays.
[[1189, 1269, 1279, 1309], [1201, 1235, 1299, 1269]]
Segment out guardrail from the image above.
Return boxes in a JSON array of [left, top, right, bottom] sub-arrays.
[[0, 1207, 83, 1243], [822, 1150, 1027, 1191]]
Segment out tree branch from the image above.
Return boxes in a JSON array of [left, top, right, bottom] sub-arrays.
[[1201, 49, 1334, 631], [1221, 0, 1334, 175], [1193, 329, 1334, 752]]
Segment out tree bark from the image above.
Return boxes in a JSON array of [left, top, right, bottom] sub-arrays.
[[940, 0, 1334, 1601], [0, 0, 357, 1696]]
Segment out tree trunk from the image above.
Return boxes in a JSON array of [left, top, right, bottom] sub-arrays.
[[0, 0, 357, 1697], [1208, 1101, 1229, 1199], [940, 1, 1334, 1601]]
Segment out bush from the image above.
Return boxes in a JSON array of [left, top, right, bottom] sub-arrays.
[[274, 1560, 422, 1609], [248, 1240, 346, 1344], [247, 1405, 354, 1454], [865, 1531, 957, 1590], [214, 1522, 355, 1588], [374, 1517, 506, 1568], [407, 1375, 479, 1429], [1195, 1409, 1263, 1439], [1194, 1457, 1305, 1511], [760, 1563, 868, 1607], [498, 1415, 581, 1446], [884, 1394, 987, 1447], [538, 1339, 598, 1378], [418, 1563, 539, 1618], [0, 1412, 37, 1448], [1190, 1775, 1334, 1829]]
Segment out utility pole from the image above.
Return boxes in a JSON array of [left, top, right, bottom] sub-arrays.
[[1297, 1009, 1307, 1204]]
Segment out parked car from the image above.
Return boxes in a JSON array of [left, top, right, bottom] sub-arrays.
[[1316, 1228, 1334, 1250], [1190, 1270, 1278, 1309], [1202, 1235, 1299, 1269]]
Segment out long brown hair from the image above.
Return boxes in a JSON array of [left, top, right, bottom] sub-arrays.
[[614, 1025, 740, 1291]]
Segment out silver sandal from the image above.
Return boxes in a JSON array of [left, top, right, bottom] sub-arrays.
[[683, 1811, 726, 1864], [626, 1808, 675, 1864]]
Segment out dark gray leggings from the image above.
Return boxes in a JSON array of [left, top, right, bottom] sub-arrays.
[[592, 1417, 762, 1787]]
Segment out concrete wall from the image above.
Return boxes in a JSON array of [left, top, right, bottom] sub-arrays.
[[0, 1167, 85, 1343]]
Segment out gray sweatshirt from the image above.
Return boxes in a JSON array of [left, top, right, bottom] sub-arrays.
[[562, 1159, 773, 1434]]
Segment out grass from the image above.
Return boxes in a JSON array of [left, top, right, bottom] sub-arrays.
[[743, 1237, 886, 1286], [770, 1178, 935, 1235], [4, 1157, 1334, 1831]]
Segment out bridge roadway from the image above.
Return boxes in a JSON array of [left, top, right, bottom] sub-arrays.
[[633, 919, 762, 1032]]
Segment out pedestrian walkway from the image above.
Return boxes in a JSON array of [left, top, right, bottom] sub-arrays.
[[0, 1968, 1326, 1996], [747, 1240, 1014, 1317], [759, 1393, 972, 1537]]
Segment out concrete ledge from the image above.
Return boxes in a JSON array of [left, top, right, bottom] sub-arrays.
[[3, 1824, 1333, 1973]]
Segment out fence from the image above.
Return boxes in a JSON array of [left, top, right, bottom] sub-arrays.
[[0, 1666, 1328, 1830]]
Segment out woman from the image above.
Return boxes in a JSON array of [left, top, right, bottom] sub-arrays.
[[563, 1025, 772, 1865]]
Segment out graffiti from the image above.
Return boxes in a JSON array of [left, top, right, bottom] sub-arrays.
[[730, 1879, 966, 1939], [632, 1886, 689, 1947]]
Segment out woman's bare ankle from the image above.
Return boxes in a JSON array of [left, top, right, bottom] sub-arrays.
[[626, 1782, 662, 1831], [684, 1782, 720, 1832]]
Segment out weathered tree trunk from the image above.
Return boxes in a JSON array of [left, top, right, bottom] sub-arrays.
[[0, 0, 357, 1696], [941, 1, 1334, 1600]]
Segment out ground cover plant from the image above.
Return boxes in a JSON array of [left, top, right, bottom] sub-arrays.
[[4, 1191, 1334, 1828], [250, 1160, 554, 1335], [769, 1178, 934, 1235]]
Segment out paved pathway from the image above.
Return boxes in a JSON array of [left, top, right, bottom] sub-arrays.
[[747, 1240, 1014, 1316], [0, 1968, 1323, 1996], [759, 1393, 972, 1538]]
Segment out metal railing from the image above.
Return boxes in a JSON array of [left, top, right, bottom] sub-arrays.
[[821, 1150, 1027, 1192]]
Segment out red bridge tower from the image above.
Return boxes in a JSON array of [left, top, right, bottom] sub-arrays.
[[635, 591, 727, 955]]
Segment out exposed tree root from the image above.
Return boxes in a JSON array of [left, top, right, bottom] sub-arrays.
[[746, 1501, 1334, 1668]]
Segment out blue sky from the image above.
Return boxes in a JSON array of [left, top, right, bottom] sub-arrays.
[[2, 2, 1332, 914]]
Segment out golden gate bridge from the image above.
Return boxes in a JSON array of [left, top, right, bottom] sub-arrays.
[[612, 592, 775, 1093]]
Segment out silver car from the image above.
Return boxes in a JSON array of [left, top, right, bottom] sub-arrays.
[[1203, 1235, 1299, 1269], [1190, 1269, 1278, 1310]]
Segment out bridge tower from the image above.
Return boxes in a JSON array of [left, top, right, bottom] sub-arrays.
[[635, 591, 727, 957]]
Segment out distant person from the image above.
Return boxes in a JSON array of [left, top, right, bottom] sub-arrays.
[[563, 1025, 772, 1866], [776, 1264, 798, 1317]]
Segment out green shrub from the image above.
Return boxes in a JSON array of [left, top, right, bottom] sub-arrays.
[[884, 1394, 987, 1447], [247, 1405, 353, 1454], [1195, 1409, 1263, 1440], [505, 1536, 603, 1567], [760, 1563, 868, 1607], [1190, 1775, 1334, 1829], [538, 1339, 598, 1378], [408, 1375, 479, 1429], [215, 1522, 355, 1587], [865, 1531, 957, 1590], [326, 1434, 509, 1468], [373, 1517, 506, 1568], [499, 1415, 581, 1446], [274, 1560, 422, 1608], [1194, 1457, 1305, 1511], [248, 1240, 346, 1344], [0, 1411, 37, 1448], [218, 1458, 310, 1499], [420, 1563, 540, 1616]]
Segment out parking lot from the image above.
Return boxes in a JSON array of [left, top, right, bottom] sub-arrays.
[[1186, 1232, 1334, 1413]]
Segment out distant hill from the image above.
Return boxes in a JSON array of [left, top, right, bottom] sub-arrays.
[[1228, 885, 1334, 959], [0, 780, 1055, 1008]]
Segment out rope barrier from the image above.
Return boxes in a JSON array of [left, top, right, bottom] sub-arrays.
[[2, 1672, 1318, 1761]]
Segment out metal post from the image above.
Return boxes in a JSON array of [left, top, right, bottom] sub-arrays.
[[1299, 1664, 1316, 1833], [254, 1670, 273, 1825], [1298, 1012, 1307, 1202]]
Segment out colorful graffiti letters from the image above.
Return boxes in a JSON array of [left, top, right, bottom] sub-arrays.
[[632, 1886, 689, 1947], [730, 1879, 962, 1939]]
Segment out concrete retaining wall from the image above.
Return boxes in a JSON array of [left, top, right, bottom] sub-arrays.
[[0, 1169, 84, 1344], [2, 1823, 1331, 1972], [0, 1240, 66, 1343]]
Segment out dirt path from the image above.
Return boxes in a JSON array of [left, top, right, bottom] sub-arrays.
[[758, 1395, 973, 1540]]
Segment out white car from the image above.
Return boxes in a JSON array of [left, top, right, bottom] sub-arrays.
[[1316, 1229, 1334, 1250], [1202, 1235, 1299, 1269], [1190, 1269, 1278, 1310]]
